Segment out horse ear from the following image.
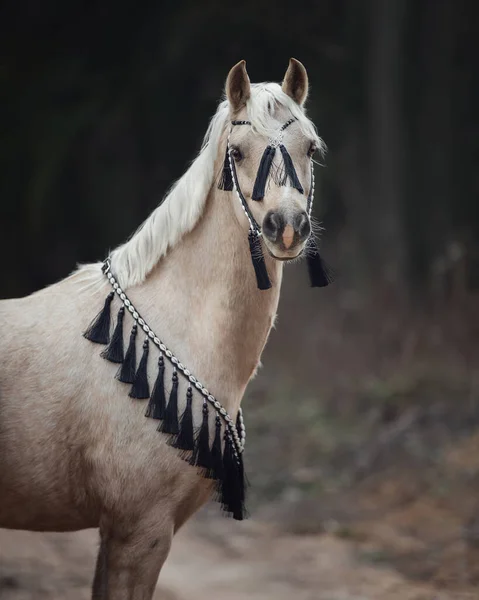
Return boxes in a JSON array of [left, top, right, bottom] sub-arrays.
[[226, 60, 251, 112], [282, 58, 309, 106]]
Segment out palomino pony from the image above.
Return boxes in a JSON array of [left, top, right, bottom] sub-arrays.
[[0, 59, 327, 599]]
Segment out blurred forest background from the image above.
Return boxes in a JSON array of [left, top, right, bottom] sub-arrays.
[[2, 0, 479, 598]]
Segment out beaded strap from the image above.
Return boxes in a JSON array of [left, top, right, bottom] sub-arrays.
[[102, 259, 246, 455]]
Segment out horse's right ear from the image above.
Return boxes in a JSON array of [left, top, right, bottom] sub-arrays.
[[226, 60, 251, 112], [282, 58, 309, 106]]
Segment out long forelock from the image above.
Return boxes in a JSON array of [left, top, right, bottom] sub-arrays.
[[246, 83, 324, 152], [93, 82, 323, 289]]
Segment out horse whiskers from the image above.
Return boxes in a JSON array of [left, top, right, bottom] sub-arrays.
[[311, 157, 326, 168], [310, 216, 325, 237]]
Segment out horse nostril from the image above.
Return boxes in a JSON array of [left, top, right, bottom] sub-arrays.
[[295, 211, 311, 241], [263, 211, 283, 242]]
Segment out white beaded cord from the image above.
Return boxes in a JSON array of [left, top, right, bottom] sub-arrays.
[[226, 131, 257, 235], [101, 259, 245, 455], [307, 160, 315, 219]]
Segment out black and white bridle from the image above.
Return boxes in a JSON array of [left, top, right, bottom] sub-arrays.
[[224, 117, 315, 238], [219, 117, 328, 290]]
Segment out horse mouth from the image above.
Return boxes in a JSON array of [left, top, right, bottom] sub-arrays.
[[267, 248, 304, 262]]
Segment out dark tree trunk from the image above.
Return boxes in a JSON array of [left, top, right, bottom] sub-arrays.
[[408, 0, 455, 298], [367, 0, 407, 291]]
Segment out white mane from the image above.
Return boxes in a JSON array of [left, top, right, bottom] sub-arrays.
[[108, 83, 323, 288]]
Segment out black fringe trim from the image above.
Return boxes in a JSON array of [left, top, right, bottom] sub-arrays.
[[116, 325, 138, 383], [145, 355, 166, 419], [85, 296, 248, 520], [171, 386, 194, 452], [211, 414, 224, 482], [279, 144, 304, 194], [83, 292, 114, 344], [129, 339, 150, 399], [306, 238, 334, 288], [190, 402, 213, 477], [159, 370, 179, 435], [220, 432, 247, 521], [101, 306, 125, 363], [252, 145, 275, 200], [248, 231, 272, 290]]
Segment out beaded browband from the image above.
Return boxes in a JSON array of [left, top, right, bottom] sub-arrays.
[[83, 258, 247, 520]]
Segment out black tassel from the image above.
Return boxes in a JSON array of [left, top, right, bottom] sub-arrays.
[[210, 415, 224, 482], [306, 238, 334, 288], [159, 370, 179, 435], [236, 451, 246, 515], [279, 145, 304, 194], [248, 231, 272, 290], [252, 145, 275, 200], [221, 434, 234, 513], [129, 339, 150, 399], [190, 402, 213, 477], [220, 433, 246, 521], [218, 147, 233, 191], [116, 325, 137, 383], [145, 355, 166, 419], [101, 307, 125, 363], [83, 292, 114, 344], [171, 386, 194, 452]]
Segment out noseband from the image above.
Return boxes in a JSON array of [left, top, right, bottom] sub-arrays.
[[218, 117, 331, 290]]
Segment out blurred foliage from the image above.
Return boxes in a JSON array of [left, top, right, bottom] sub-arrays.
[[1, 0, 479, 300]]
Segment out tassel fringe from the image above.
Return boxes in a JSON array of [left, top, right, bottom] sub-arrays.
[[211, 415, 224, 483], [101, 306, 125, 363], [145, 356, 166, 419], [83, 292, 114, 344], [190, 402, 213, 477], [248, 231, 272, 290], [220, 433, 247, 521], [129, 339, 150, 399], [306, 238, 334, 288], [171, 386, 194, 452], [86, 295, 248, 520], [116, 325, 138, 383], [252, 146, 275, 200], [279, 145, 304, 194], [159, 370, 179, 435]]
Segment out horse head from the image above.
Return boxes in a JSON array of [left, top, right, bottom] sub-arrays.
[[222, 59, 323, 268]]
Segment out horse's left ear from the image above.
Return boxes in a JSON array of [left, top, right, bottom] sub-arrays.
[[282, 58, 309, 106]]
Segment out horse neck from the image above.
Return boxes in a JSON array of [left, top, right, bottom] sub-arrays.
[[130, 185, 283, 414]]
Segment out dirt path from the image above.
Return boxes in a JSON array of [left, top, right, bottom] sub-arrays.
[[0, 517, 476, 600]]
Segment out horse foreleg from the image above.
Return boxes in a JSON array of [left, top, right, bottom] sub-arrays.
[[92, 538, 108, 599], [92, 518, 173, 600]]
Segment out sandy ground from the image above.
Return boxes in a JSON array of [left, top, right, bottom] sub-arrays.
[[1, 515, 477, 600]]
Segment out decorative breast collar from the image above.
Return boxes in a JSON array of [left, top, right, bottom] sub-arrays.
[[83, 259, 247, 520]]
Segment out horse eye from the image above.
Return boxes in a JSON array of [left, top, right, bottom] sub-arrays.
[[307, 144, 317, 157], [230, 147, 243, 162]]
